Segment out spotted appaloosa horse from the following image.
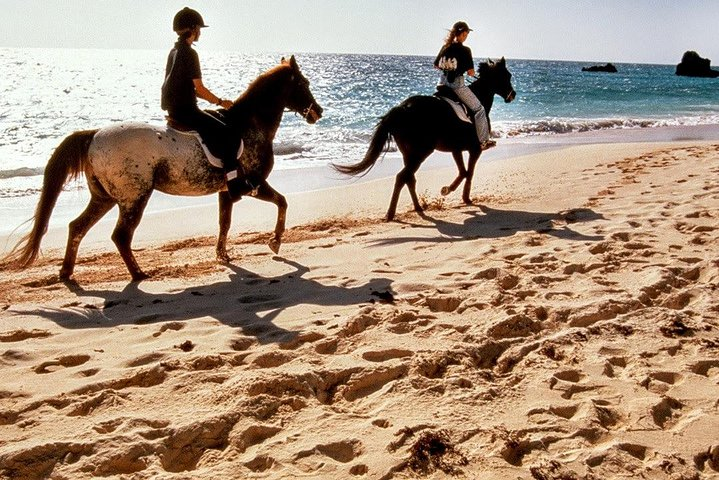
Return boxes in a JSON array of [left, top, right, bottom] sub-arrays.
[[333, 57, 515, 221], [1, 56, 322, 281]]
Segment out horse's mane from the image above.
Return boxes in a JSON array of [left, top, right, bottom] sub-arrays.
[[233, 63, 292, 107]]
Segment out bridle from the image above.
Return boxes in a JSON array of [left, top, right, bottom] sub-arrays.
[[300, 102, 316, 120]]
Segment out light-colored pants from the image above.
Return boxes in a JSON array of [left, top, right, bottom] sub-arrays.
[[453, 85, 490, 143]]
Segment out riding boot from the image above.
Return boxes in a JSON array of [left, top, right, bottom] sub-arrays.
[[224, 154, 258, 201]]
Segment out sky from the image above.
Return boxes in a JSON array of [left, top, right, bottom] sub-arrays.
[[0, 0, 717, 65]]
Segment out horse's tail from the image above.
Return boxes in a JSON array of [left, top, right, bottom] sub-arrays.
[[332, 107, 398, 177], [1, 129, 97, 270]]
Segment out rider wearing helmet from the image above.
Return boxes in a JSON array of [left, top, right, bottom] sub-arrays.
[[434, 21, 495, 150], [162, 7, 249, 199]]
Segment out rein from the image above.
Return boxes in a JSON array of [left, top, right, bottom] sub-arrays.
[[288, 102, 315, 119]]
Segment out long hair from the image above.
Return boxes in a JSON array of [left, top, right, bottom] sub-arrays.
[[442, 26, 463, 48]]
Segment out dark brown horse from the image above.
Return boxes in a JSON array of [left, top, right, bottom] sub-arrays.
[[333, 58, 515, 221], [1, 56, 323, 281]]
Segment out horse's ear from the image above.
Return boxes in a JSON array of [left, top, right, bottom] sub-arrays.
[[289, 55, 298, 70], [487, 58, 494, 65], [499, 57, 506, 64], [281, 56, 288, 64]]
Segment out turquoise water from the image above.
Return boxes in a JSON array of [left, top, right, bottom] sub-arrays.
[[0, 47, 717, 201]]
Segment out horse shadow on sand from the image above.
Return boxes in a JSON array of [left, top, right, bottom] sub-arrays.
[[372, 205, 605, 246], [20, 257, 395, 345]]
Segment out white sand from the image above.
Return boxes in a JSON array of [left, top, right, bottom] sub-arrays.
[[1, 140, 718, 479]]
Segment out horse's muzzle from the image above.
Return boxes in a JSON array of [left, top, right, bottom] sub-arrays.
[[505, 89, 517, 103], [303, 104, 323, 124]]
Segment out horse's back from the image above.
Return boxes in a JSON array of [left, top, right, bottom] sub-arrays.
[[88, 122, 222, 198], [388, 95, 470, 151], [91, 122, 200, 159]]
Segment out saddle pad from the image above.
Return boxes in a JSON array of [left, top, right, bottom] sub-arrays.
[[166, 127, 244, 169], [440, 97, 473, 124]]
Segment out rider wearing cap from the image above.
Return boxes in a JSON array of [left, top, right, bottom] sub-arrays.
[[434, 21, 495, 150], [161, 7, 249, 199]]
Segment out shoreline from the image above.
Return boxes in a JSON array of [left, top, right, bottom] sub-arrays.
[[1, 123, 719, 252]]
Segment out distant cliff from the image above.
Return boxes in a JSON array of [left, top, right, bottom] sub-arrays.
[[676, 51, 719, 78]]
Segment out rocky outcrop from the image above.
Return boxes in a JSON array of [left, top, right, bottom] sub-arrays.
[[675, 51, 719, 78], [582, 63, 617, 73]]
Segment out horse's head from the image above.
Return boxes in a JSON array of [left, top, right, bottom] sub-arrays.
[[281, 56, 323, 124], [473, 57, 516, 104]]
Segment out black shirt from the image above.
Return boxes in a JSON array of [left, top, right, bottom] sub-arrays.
[[161, 41, 202, 112], [434, 43, 474, 83]]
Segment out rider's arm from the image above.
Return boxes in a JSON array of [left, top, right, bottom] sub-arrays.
[[193, 78, 233, 109]]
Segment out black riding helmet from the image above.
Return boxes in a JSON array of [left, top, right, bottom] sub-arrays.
[[173, 7, 208, 32]]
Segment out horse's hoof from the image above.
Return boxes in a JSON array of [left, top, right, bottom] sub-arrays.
[[268, 238, 281, 254], [462, 197, 473, 205], [131, 271, 150, 282], [216, 251, 231, 263], [441, 186, 451, 196]]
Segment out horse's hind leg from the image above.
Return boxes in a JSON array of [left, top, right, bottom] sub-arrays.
[[112, 195, 151, 281], [441, 151, 468, 196], [216, 191, 233, 262], [60, 191, 115, 280], [251, 181, 287, 254], [387, 159, 423, 221]]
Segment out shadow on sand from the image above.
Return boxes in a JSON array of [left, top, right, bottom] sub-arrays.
[[17, 257, 395, 345], [372, 205, 605, 246]]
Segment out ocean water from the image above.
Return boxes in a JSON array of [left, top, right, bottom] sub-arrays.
[[1, 47, 718, 231]]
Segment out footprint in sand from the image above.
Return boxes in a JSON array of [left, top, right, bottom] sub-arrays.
[[152, 322, 185, 338], [234, 424, 283, 453], [124, 352, 167, 368], [362, 349, 414, 362], [244, 454, 275, 472], [688, 360, 719, 378], [586, 442, 650, 469], [250, 351, 295, 369], [0, 329, 52, 343], [650, 396, 684, 429], [526, 403, 580, 424], [548, 370, 603, 399], [294, 439, 364, 464], [372, 419, 391, 428], [33, 354, 91, 374]]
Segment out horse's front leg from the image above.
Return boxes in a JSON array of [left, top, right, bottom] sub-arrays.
[[462, 150, 481, 205], [215, 191, 233, 262], [252, 181, 287, 254], [441, 151, 468, 196]]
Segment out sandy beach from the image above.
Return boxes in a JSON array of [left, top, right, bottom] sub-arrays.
[[1, 137, 718, 479]]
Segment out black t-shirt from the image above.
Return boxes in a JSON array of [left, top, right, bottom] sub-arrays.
[[161, 41, 202, 112], [434, 43, 474, 83]]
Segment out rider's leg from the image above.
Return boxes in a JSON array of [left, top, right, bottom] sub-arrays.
[[453, 86, 495, 149], [169, 108, 250, 199]]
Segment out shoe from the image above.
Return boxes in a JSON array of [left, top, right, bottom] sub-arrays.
[[481, 140, 497, 150]]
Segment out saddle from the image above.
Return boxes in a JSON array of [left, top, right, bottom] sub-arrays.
[[434, 86, 473, 124], [165, 115, 244, 170]]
